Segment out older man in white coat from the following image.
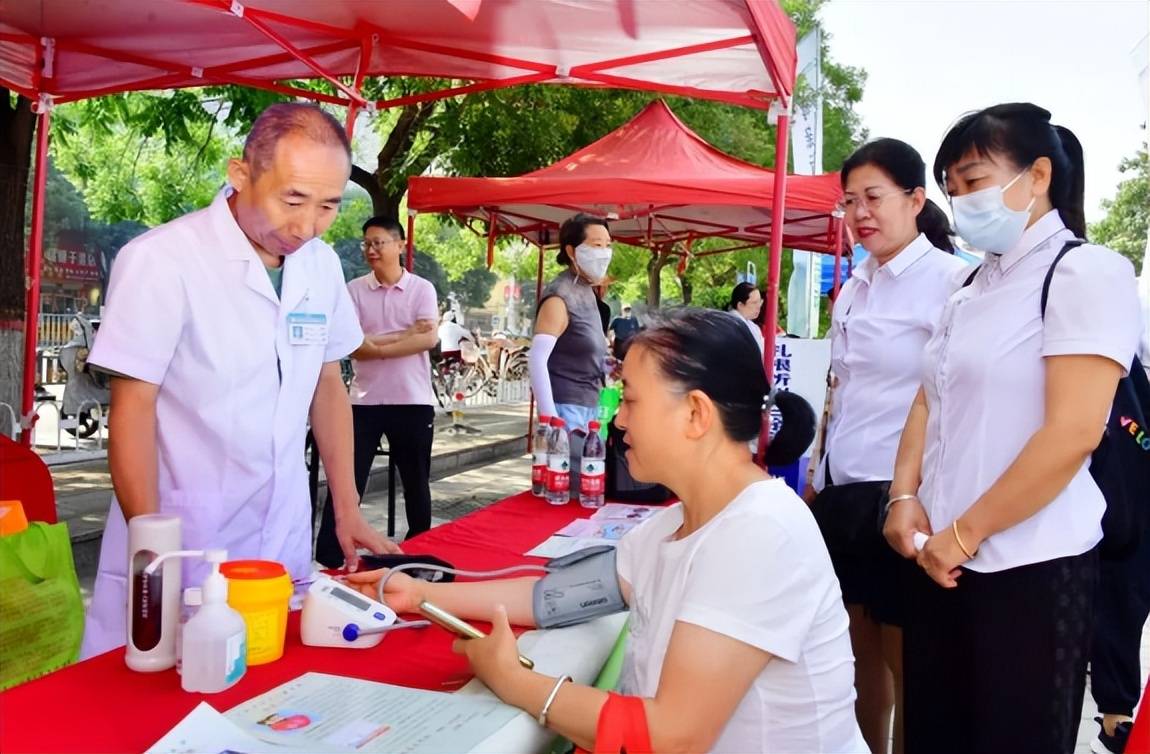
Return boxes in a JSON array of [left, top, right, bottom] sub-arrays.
[[81, 103, 400, 658]]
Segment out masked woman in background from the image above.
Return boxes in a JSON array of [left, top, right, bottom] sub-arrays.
[[528, 213, 614, 433]]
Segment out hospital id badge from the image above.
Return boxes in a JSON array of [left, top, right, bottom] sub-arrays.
[[287, 312, 328, 345]]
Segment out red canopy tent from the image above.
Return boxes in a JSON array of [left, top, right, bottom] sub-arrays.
[[409, 98, 844, 451], [408, 98, 843, 257], [1, 0, 798, 447]]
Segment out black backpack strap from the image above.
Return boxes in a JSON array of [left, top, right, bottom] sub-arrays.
[[1040, 239, 1086, 320]]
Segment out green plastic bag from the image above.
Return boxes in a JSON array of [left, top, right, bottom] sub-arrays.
[[598, 386, 622, 439], [0, 522, 84, 690]]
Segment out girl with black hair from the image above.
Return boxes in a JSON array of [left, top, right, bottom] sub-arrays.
[[809, 137, 967, 754], [349, 309, 866, 753], [882, 103, 1141, 754], [528, 213, 613, 435]]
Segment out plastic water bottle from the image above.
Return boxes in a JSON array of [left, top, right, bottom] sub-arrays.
[[579, 420, 606, 508], [531, 415, 551, 497], [546, 417, 570, 505]]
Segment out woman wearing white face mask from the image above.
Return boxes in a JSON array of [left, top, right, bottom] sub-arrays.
[[529, 214, 614, 434], [882, 103, 1141, 754]]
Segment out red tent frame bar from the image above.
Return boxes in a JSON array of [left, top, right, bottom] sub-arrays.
[[12, 2, 798, 449], [425, 204, 839, 256]]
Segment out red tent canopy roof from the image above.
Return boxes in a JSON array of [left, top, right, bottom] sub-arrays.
[[0, 0, 796, 109], [408, 100, 844, 253]]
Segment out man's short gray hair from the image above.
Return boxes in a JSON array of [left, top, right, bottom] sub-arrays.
[[243, 103, 351, 176]]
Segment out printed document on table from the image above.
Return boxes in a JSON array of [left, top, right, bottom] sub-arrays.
[[225, 673, 520, 753], [527, 505, 664, 557], [145, 701, 313, 754], [526, 535, 615, 558], [554, 518, 637, 540], [588, 503, 662, 522], [459, 612, 629, 754]]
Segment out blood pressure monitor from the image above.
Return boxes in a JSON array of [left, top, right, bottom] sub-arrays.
[[300, 576, 397, 648]]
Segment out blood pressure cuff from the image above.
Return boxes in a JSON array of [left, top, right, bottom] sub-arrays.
[[533, 546, 626, 629]]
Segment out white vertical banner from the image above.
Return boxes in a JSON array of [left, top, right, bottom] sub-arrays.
[[1132, 34, 1149, 281], [1132, 33, 1149, 366], [786, 28, 824, 338]]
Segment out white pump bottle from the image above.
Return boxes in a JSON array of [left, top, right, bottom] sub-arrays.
[[143, 548, 247, 693]]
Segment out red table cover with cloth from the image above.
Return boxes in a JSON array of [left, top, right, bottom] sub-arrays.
[[0, 491, 614, 753]]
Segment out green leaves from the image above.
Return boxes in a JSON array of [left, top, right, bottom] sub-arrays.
[[1090, 147, 1149, 266]]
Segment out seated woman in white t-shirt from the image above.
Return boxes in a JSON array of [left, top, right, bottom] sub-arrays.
[[349, 309, 866, 754]]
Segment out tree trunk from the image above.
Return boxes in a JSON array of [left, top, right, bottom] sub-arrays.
[[0, 91, 36, 438], [347, 101, 439, 222], [645, 247, 676, 307], [679, 273, 693, 305]]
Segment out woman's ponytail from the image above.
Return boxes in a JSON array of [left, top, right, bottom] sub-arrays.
[[1052, 125, 1087, 238], [916, 199, 956, 252]]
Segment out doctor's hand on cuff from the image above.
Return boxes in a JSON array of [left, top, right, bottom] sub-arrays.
[[336, 509, 403, 571]]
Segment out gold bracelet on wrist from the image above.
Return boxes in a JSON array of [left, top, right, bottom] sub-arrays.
[[952, 519, 976, 560]]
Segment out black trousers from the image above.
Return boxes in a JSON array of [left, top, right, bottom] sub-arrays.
[[315, 404, 435, 567], [1091, 532, 1150, 716], [903, 549, 1098, 754]]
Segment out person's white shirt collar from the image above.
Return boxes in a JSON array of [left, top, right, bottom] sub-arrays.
[[997, 209, 1067, 274], [853, 232, 934, 284], [368, 268, 409, 291], [210, 187, 265, 262]]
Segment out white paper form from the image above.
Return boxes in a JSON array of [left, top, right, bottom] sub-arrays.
[[554, 519, 637, 540], [525, 535, 614, 559], [145, 702, 314, 754], [588, 503, 663, 522], [526, 505, 662, 557], [460, 612, 629, 754], [225, 673, 519, 754]]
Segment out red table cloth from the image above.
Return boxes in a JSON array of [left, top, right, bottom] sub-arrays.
[[0, 491, 604, 753]]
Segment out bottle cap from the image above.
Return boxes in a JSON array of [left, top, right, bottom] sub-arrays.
[[588, 420, 601, 431], [550, 417, 565, 427], [539, 414, 550, 423], [201, 551, 231, 605]]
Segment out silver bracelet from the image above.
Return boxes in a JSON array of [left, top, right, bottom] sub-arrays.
[[537, 674, 572, 727], [884, 493, 919, 514]]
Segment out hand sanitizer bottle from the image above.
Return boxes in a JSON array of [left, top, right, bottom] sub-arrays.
[[181, 550, 247, 693]]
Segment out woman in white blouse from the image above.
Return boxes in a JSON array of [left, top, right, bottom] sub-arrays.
[[883, 103, 1142, 754], [729, 282, 766, 355], [809, 138, 967, 754]]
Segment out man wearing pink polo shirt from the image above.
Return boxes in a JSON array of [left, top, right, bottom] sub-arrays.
[[315, 216, 439, 566]]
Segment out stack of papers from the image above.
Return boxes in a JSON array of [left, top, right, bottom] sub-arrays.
[[147, 673, 521, 754], [526, 503, 665, 558]]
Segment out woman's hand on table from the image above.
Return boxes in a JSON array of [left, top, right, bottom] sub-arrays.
[[452, 604, 530, 701], [336, 510, 402, 570], [345, 568, 426, 613]]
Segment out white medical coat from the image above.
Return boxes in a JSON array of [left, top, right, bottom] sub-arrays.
[[80, 190, 363, 658]]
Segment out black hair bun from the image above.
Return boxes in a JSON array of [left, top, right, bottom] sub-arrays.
[[765, 390, 817, 467]]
